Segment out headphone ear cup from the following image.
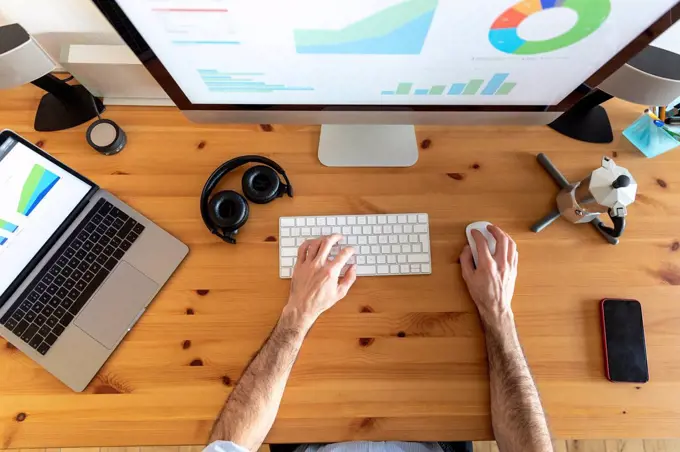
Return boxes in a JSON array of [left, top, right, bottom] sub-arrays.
[[208, 190, 250, 231], [242, 165, 281, 204]]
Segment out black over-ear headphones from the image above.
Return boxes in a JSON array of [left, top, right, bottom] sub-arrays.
[[201, 155, 293, 244]]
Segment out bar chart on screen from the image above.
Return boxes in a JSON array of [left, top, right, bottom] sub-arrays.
[[381, 73, 517, 97]]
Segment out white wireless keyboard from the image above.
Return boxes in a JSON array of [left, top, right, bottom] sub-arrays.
[[279, 213, 431, 278]]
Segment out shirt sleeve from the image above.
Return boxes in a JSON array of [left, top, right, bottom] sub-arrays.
[[203, 441, 251, 452]]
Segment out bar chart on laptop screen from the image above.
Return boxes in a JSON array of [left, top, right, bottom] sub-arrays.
[[0, 150, 60, 250]]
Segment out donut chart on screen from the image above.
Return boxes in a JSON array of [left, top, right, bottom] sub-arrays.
[[489, 0, 611, 55]]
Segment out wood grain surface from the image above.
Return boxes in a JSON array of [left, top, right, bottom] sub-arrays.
[[1, 84, 680, 448]]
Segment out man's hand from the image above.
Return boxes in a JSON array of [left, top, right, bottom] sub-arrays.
[[285, 234, 357, 328], [460, 225, 518, 325]]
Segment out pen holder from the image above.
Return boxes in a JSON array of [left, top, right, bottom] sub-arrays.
[[623, 114, 680, 158]]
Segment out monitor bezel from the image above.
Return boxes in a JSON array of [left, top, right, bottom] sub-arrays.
[[94, 1, 680, 114]]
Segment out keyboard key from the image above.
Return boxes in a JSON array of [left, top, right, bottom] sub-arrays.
[[75, 249, 87, 260], [408, 214, 417, 223], [421, 263, 432, 273], [104, 257, 118, 271], [91, 232, 102, 243], [93, 244, 104, 254], [61, 266, 73, 278], [64, 248, 76, 259], [29, 334, 44, 349], [96, 254, 108, 265], [36, 314, 47, 325], [54, 307, 66, 318], [127, 231, 139, 243], [401, 264, 410, 273], [61, 312, 74, 325], [64, 279, 75, 290], [82, 241, 93, 252], [281, 218, 295, 227], [281, 248, 297, 257], [388, 215, 397, 224], [47, 297, 60, 308], [77, 261, 90, 272], [306, 218, 315, 226], [49, 265, 61, 277], [113, 217, 125, 229], [85, 253, 96, 263], [105, 227, 117, 238], [280, 267, 292, 278], [90, 263, 102, 273], [57, 287, 68, 299], [418, 214, 428, 223], [37, 342, 51, 355], [390, 265, 400, 274], [398, 215, 407, 223], [377, 265, 389, 274], [113, 249, 125, 260], [71, 270, 83, 281], [96, 225, 107, 235], [21, 324, 38, 342], [13, 320, 29, 336], [52, 323, 65, 336], [38, 324, 51, 337], [46, 316, 58, 328], [408, 254, 430, 263], [36, 282, 48, 293], [54, 275, 66, 286], [45, 333, 58, 346], [99, 201, 113, 216], [42, 306, 54, 317], [69, 288, 80, 300], [28, 292, 40, 302], [133, 223, 145, 235], [24, 311, 36, 322], [356, 266, 377, 275], [83, 271, 95, 282], [4, 318, 17, 330]]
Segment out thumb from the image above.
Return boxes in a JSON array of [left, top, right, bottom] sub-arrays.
[[338, 264, 357, 297]]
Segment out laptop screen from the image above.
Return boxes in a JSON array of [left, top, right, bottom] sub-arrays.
[[0, 137, 92, 297]]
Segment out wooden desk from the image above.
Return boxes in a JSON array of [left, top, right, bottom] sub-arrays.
[[1, 85, 680, 448]]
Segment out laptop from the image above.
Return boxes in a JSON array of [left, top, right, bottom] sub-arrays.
[[0, 130, 188, 391]]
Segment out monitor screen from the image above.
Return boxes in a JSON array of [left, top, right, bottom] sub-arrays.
[[113, 0, 676, 107], [0, 137, 92, 297]]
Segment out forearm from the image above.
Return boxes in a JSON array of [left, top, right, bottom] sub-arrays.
[[483, 313, 552, 452], [209, 307, 313, 450]]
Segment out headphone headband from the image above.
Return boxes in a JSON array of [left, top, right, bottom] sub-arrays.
[[200, 155, 293, 242]]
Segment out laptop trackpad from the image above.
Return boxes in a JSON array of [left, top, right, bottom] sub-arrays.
[[75, 262, 158, 349]]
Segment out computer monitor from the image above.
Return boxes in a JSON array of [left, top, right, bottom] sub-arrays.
[[95, 0, 679, 166]]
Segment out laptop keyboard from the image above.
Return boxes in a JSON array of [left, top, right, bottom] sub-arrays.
[[0, 199, 145, 355]]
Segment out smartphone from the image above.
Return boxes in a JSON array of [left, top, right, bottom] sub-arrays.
[[601, 299, 649, 383]]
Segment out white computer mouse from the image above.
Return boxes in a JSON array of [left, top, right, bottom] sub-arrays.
[[466, 221, 496, 267]]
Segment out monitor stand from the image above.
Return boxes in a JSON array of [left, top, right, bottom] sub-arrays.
[[318, 125, 419, 167]]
